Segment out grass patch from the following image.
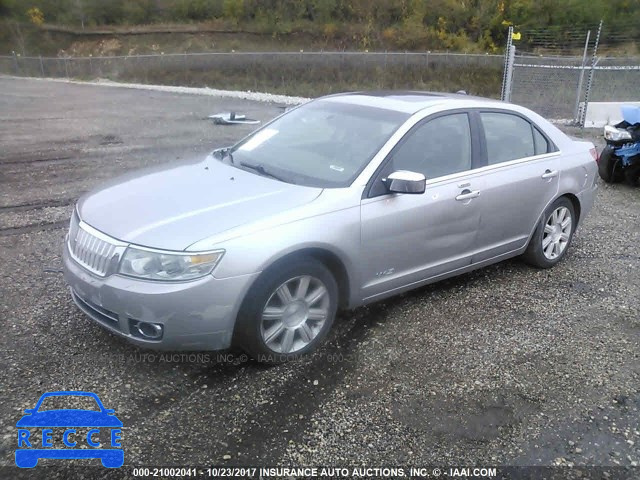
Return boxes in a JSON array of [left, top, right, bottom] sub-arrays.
[[5, 53, 502, 99]]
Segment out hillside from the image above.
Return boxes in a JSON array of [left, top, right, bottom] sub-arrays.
[[1, 0, 639, 56]]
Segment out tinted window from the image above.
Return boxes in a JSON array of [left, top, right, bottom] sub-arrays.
[[481, 112, 537, 164], [391, 113, 472, 179]]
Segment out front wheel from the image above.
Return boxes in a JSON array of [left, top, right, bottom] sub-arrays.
[[233, 257, 338, 363], [598, 146, 624, 183], [523, 197, 576, 269]]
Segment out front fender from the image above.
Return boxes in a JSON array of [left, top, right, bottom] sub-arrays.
[[210, 207, 363, 307]]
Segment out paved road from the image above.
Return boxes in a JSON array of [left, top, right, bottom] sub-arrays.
[[0, 77, 638, 478]]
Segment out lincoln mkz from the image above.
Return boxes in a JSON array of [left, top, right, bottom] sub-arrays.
[[63, 92, 598, 362]]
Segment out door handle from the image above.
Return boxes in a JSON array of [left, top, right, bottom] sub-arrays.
[[455, 189, 480, 201], [541, 169, 558, 179]]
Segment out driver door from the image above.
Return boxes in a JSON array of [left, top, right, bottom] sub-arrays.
[[359, 112, 483, 302]]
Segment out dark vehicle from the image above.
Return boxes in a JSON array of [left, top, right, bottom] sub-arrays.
[[598, 105, 640, 185]]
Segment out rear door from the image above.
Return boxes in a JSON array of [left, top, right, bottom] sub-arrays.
[[471, 110, 560, 263]]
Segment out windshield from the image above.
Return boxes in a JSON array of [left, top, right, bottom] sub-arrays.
[[226, 99, 410, 187]]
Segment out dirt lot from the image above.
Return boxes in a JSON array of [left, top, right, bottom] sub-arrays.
[[0, 77, 639, 479]]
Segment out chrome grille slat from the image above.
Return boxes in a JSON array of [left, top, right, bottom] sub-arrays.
[[98, 243, 111, 273], [88, 235, 99, 268], [76, 229, 85, 260], [68, 218, 124, 277], [83, 233, 92, 264], [80, 230, 90, 262], [82, 232, 92, 264], [95, 242, 106, 272], [77, 229, 86, 262]]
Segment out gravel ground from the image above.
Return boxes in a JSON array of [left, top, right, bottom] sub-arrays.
[[0, 77, 638, 479]]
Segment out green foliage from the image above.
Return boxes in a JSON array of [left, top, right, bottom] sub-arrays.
[[170, 0, 222, 21], [0, 0, 638, 52], [122, 0, 156, 24], [222, 0, 243, 24]]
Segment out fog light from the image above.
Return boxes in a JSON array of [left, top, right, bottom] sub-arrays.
[[129, 319, 163, 340]]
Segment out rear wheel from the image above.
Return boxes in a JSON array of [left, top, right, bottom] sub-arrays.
[[523, 197, 576, 269], [234, 257, 338, 363], [598, 146, 624, 183], [623, 159, 640, 186]]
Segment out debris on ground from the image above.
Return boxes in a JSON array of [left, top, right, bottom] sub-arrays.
[[208, 112, 260, 125]]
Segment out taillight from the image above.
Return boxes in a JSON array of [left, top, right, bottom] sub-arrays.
[[590, 147, 599, 163]]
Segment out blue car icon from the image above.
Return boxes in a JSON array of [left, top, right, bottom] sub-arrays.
[[15, 391, 123, 468]]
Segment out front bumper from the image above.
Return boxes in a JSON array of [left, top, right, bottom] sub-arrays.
[[63, 241, 259, 351]]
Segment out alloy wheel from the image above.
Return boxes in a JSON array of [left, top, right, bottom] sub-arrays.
[[542, 206, 572, 260], [260, 275, 330, 354]]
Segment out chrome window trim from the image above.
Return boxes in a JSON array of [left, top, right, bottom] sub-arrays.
[[354, 102, 562, 189], [423, 151, 562, 187], [360, 150, 562, 205]]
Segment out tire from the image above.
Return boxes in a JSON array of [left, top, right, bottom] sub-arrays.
[[598, 146, 624, 183], [623, 160, 640, 186], [233, 257, 338, 364], [523, 197, 576, 269]]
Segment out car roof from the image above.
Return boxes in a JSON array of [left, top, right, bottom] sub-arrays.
[[319, 91, 503, 114]]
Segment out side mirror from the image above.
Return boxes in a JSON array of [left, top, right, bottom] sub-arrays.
[[384, 170, 426, 194]]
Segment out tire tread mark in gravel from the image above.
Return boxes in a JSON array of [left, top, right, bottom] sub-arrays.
[[222, 306, 391, 465], [0, 198, 77, 212], [0, 219, 69, 236], [0, 155, 74, 166]]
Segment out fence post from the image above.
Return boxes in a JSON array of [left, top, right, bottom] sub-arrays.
[[39, 55, 44, 77], [580, 20, 603, 127], [183, 53, 188, 85], [12, 51, 19, 75], [502, 45, 516, 102], [573, 30, 591, 124], [64, 57, 69, 78], [500, 26, 513, 101]]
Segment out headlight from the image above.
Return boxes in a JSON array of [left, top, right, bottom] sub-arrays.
[[604, 125, 632, 142], [119, 247, 224, 281]]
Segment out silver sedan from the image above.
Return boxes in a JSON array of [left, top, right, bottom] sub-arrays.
[[63, 92, 598, 362]]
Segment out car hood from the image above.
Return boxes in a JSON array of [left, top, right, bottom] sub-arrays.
[[16, 410, 123, 428], [78, 157, 323, 250]]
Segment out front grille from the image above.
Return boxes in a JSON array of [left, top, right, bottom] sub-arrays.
[[68, 212, 124, 277]]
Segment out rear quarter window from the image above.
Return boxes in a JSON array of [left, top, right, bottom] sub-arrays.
[[533, 126, 551, 154]]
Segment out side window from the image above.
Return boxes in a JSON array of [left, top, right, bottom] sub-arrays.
[[533, 126, 550, 154], [391, 113, 472, 179], [481, 112, 536, 164]]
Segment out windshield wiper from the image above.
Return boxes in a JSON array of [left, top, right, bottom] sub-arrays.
[[239, 162, 287, 182]]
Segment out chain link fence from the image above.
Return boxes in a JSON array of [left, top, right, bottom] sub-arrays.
[[502, 23, 640, 125], [510, 55, 587, 121], [0, 51, 504, 98], [2, 37, 637, 123], [588, 57, 640, 103]]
